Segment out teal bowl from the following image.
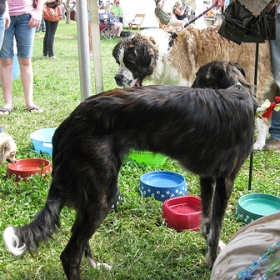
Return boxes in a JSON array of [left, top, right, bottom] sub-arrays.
[[235, 193, 280, 224]]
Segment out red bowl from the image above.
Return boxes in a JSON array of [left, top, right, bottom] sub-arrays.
[[162, 196, 202, 231], [7, 158, 52, 182]]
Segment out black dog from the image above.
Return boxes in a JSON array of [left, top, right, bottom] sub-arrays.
[[3, 61, 258, 279]]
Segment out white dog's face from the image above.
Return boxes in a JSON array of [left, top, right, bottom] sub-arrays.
[[0, 132, 17, 165], [114, 50, 140, 88], [112, 33, 159, 88]]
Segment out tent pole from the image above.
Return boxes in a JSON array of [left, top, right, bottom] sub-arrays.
[[76, 0, 92, 101], [248, 42, 259, 190]]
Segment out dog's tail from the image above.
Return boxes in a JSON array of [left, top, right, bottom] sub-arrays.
[[3, 199, 61, 257]]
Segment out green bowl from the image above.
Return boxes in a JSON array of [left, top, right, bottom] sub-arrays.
[[128, 150, 167, 166], [235, 193, 280, 224]]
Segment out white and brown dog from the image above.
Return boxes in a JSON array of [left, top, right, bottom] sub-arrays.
[[0, 130, 17, 165], [112, 27, 276, 150]]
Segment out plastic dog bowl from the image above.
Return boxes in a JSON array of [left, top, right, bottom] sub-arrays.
[[30, 128, 56, 156], [235, 193, 280, 224], [7, 158, 52, 182], [162, 196, 202, 231], [128, 150, 167, 166], [138, 171, 187, 202]]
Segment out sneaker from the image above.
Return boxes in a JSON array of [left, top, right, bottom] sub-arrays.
[[263, 139, 280, 151], [49, 56, 57, 59]]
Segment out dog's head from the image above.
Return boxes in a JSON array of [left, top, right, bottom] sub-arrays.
[[0, 132, 17, 165], [192, 60, 258, 112], [112, 33, 159, 87], [192, 60, 249, 89]]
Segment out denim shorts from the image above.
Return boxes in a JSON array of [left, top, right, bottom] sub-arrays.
[[0, 13, 36, 59]]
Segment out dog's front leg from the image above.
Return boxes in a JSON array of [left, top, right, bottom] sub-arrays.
[[254, 117, 270, 150], [204, 177, 233, 268], [200, 177, 216, 246]]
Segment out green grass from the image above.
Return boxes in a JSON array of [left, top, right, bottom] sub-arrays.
[[0, 22, 280, 280]]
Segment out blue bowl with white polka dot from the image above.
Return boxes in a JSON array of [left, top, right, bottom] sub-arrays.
[[138, 171, 188, 202]]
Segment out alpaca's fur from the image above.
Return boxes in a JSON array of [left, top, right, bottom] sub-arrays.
[[3, 61, 257, 280]]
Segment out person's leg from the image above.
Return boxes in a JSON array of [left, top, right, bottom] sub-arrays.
[[16, 13, 42, 112], [43, 19, 50, 56], [264, 13, 280, 150], [114, 22, 123, 37], [118, 23, 123, 37], [47, 21, 58, 58], [41, 19, 46, 32], [0, 16, 15, 114], [88, 20, 93, 55], [175, 19, 185, 26]]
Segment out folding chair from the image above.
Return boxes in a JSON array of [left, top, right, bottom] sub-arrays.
[[99, 11, 113, 40], [99, 21, 112, 40], [128, 14, 145, 31], [154, 14, 168, 30]]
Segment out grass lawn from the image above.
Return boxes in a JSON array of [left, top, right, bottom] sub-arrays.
[[0, 22, 279, 280]]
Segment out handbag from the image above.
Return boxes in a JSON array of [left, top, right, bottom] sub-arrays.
[[218, 0, 276, 45], [70, 10, 76, 21], [43, 4, 62, 22]]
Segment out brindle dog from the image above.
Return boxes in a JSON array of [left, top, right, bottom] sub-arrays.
[[3, 61, 257, 280]]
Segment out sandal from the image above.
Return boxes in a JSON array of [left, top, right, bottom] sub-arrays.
[[0, 107, 12, 115], [26, 106, 43, 113]]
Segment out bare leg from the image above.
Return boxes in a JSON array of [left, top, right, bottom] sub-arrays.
[[18, 57, 42, 112], [88, 21, 93, 55], [0, 57, 13, 113]]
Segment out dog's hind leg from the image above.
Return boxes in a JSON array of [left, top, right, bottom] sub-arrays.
[[203, 177, 233, 268], [60, 190, 115, 280], [85, 242, 112, 270]]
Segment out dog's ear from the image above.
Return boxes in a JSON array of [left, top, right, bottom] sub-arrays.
[[230, 62, 246, 78], [0, 141, 9, 165], [112, 41, 123, 64], [3, 142, 10, 151], [134, 35, 159, 76]]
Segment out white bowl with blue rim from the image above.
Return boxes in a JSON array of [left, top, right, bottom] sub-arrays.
[[30, 128, 56, 156], [138, 171, 187, 202]]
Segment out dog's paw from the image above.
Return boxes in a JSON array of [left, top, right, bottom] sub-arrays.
[[201, 217, 211, 240], [218, 240, 226, 250], [253, 142, 265, 150], [86, 256, 112, 271], [206, 248, 214, 268], [3, 226, 26, 257]]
